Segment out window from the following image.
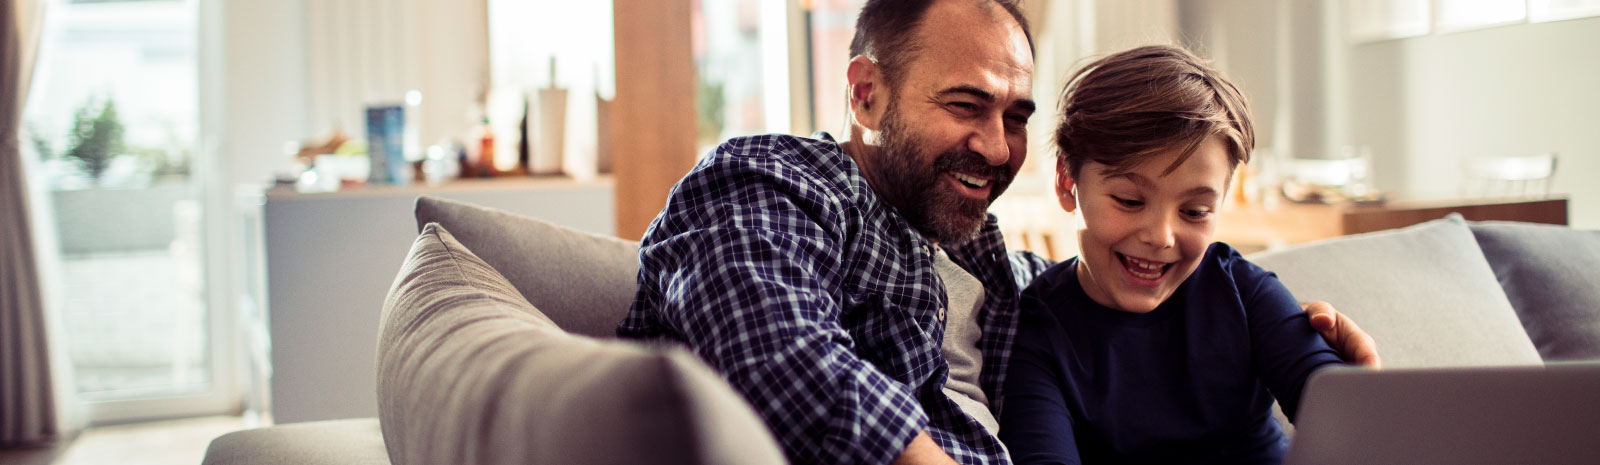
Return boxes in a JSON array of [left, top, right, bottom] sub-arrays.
[[1350, 0, 1600, 42], [691, 0, 799, 149], [803, 0, 867, 138], [1436, 0, 1526, 32], [23, 0, 233, 423]]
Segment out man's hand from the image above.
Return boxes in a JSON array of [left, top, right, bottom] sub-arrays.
[[1301, 301, 1382, 369], [891, 431, 959, 465]]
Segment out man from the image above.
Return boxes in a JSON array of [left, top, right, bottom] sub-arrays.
[[621, 1, 1380, 464]]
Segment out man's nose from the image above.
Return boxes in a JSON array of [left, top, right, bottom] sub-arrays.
[[967, 116, 1010, 166]]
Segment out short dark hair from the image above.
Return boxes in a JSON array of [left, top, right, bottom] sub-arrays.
[[1055, 45, 1255, 179], [848, 0, 1034, 88]]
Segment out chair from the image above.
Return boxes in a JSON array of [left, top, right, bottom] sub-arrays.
[[1463, 153, 1558, 198]]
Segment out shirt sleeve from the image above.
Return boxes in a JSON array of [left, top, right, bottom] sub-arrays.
[[1008, 249, 1058, 287], [631, 159, 926, 464], [997, 292, 1082, 465], [1235, 255, 1345, 422]]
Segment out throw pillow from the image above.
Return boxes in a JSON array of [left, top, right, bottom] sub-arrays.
[[1247, 214, 1541, 368], [1469, 221, 1600, 361], [413, 195, 640, 339]]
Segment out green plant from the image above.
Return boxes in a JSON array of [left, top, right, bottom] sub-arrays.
[[28, 124, 53, 161], [65, 97, 126, 183], [696, 78, 726, 144], [133, 145, 192, 180]]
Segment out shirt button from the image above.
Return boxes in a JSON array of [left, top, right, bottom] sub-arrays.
[[938, 306, 947, 322]]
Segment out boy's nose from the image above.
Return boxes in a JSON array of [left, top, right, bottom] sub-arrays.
[[1139, 214, 1177, 250]]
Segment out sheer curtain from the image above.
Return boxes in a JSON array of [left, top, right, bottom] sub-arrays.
[[2, 0, 64, 447]]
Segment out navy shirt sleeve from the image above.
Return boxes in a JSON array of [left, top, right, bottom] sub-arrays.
[[998, 293, 1082, 465], [1228, 251, 1344, 421]]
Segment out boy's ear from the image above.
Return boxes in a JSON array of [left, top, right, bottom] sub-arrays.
[[846, 55, 885, 131], [1056, 163, 1078, 214]]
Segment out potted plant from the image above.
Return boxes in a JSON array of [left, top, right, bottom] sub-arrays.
[[35, 97, 126, 186]]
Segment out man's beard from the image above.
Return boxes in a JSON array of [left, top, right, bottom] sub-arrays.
[[872, 110, 1014, 246]]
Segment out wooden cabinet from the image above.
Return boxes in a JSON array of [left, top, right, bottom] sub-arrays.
[[1215, 196, 1568, 251]]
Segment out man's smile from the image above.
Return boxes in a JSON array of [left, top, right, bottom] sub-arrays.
[[945, 171, 993, 200]]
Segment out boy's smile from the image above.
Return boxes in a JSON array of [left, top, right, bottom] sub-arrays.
[[1117, 253, 1171, 285], [1059, 136, 1234, 313]]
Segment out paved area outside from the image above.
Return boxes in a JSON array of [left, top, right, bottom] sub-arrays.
[[0, 415, 253, 465], [60, 249, 209, 400]]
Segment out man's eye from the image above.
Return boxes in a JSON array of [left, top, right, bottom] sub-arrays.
[[1112, 196, 1142, 208], [947, 102, 979, 113]]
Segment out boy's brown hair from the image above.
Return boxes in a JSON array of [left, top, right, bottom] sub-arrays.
[[1054, 45, 1254, 179]]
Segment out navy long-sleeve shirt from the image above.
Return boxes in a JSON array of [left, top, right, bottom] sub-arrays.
[[999, 243, 1342, 465]]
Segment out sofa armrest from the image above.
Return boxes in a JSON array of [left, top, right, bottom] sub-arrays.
[[201, 418, 388, 465], [376, 224, 787, 465]]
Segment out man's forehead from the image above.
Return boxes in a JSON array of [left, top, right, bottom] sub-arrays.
[[915, 3, 1036, 72], [906, 0, 1034, 90]]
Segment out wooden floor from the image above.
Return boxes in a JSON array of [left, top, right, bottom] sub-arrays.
[[0, 416, 249, 465]]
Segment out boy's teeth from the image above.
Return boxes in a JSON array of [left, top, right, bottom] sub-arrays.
[[953, 173, 988, 187], [1123, 255, 1166, 279]]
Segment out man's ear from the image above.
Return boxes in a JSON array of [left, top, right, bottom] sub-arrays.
[[846, 55, 885, 131], [1056, 159, 1079, 213]]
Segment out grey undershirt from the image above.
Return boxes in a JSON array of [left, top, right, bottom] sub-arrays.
[[933, 247, 999, 436]]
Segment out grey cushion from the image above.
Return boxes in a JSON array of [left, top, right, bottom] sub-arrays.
[[1248, 215, 1542, 368], [1470, 221, 1600, 361], [201, 418, 389, 465], [414, 195, 639, 339], [377, 223, 787, 465]]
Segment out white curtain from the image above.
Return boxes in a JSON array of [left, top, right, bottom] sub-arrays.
[[1, 0, 59, 447]]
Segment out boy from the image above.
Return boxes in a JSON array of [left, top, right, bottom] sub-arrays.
[[997, 45, 1343, 464]]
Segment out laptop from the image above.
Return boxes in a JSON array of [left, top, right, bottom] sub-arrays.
[[1284, 362, 1600, 465]]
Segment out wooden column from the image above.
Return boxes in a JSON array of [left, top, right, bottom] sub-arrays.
[[612, 0, 699, 240]]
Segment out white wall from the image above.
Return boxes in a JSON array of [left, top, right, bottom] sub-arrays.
[[217, 0, 309, 186], [1346, 16, 1600, 228], [1182, 0, 1355, 165], [214, 0, 488, 186], [1180, 3, 1597, 229], [1018, 0, 1181, 185]]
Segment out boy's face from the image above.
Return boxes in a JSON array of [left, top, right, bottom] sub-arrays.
[[1059, 136, 1234, 313]]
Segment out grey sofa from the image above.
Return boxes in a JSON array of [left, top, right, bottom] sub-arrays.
[[202, 197, 1600, 465]]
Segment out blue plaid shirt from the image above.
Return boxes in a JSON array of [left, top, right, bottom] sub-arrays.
[[621, 133, 1053, 464]]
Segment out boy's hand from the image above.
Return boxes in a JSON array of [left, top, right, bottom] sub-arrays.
[[1301, 301, 1383, 369]]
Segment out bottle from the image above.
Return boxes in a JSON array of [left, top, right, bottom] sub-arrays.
[[477, 116, 497, 178]]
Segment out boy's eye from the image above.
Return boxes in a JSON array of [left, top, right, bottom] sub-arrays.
[[1182, 209, 1212, 220], [1111, 196, 1142, 208]]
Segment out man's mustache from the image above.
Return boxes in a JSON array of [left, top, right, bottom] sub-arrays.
[[933, 150, 1013, 188]]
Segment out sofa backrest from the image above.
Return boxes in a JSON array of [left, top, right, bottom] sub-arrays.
[[1469, 220, 1600, 361], [414, 195, 639, 339], [377, 223, 787, 465]]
